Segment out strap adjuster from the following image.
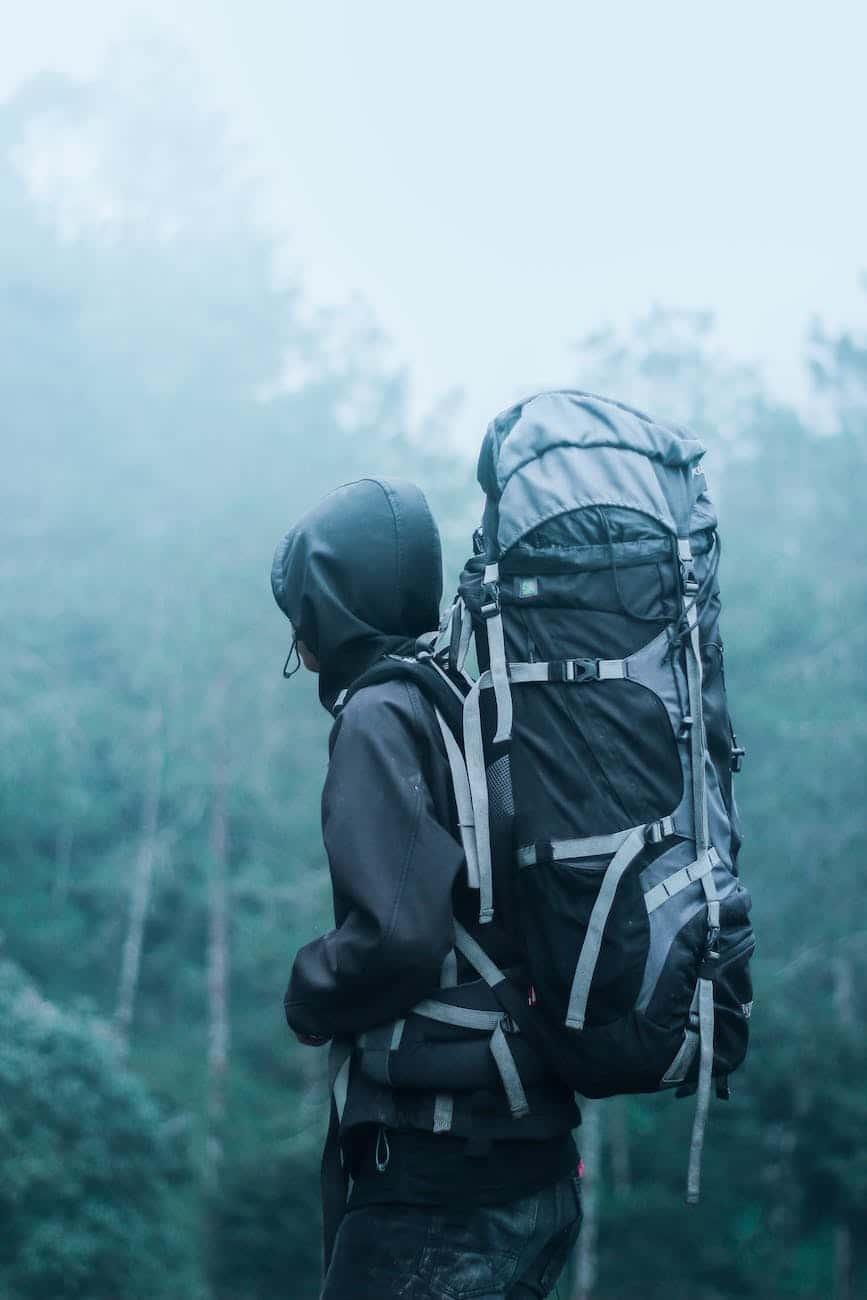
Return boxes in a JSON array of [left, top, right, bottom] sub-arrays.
[[550, 659, 598, 683], [480, 584, 500, 618], [730, 743, 745, 773], [645, 818, 672, 845]]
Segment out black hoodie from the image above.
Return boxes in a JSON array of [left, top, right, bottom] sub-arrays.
[[271, 477, 443, 712], [271, 478, 577, 1223]]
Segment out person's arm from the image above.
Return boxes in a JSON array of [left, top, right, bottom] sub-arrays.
[[284, 682, 463, 1041]]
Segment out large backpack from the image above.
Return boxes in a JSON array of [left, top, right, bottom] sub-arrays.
[[424, 389, 754, 1201]]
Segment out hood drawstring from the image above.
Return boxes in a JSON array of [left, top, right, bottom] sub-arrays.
[[282, 635, 302, 679]]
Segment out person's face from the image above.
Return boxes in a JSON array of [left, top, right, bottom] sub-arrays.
[[297, 639, 320, 673]]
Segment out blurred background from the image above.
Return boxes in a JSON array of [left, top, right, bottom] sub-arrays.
[[1, 4, 865, 1298]]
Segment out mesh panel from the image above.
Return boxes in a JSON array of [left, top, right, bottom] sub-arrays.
[[486, 755, 515, 831]]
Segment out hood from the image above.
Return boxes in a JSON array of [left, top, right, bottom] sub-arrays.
[[271, 477, 443, 711]]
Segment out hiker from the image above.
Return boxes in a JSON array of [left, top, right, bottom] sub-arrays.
[[271, 477, 583, 1300]]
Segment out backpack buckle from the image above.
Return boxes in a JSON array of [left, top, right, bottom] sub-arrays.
[[730, 742, 745, 773], [678, 714, 694, 740], [569, 658, 598, 683], [680, 559, 699, 595], [480, 583, 500, 618]]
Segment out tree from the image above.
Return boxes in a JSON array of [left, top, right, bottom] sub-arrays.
[[0, 958, 202, 1299]]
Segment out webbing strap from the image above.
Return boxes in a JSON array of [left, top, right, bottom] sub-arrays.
[[439, 949, 458, 989], [643, 848, 720, 914], [457, 599, 473, 674], [462, 674, 494, 922], [480, 659, 627, 685], [661, 1021, 700, 1087], [483, 564, 513, 744], [412, 999, 504, 1031], [433, 1093, 454, 1133], [389, 1018, 406, 1050], [680, 542, 709, 852], [329, 1038, 354, 1124], [686, 977, 715, 1204], [489, 1021, 530, 1118], [434, 708, 481, 891], [452, 921, 508, 989], [565, 825, 648, 1031], [516, 822, 675, 869]]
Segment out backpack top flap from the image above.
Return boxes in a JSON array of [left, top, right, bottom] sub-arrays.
[[477, 390, 708, 558]]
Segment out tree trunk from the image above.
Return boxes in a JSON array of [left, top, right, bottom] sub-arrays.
[[205, 683, 230, 1188], [573, 1101, 604, 1300], [115, 704, 164, 1052]]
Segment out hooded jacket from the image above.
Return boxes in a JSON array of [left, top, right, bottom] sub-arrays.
[[271, 478, 578, 1205]]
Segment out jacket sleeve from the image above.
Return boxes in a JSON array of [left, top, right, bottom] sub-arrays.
[[284, 682, 464, 1039]]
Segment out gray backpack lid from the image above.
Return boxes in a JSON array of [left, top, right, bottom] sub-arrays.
[[477, 390, 708, 557]]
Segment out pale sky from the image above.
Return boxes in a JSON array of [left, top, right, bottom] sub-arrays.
[[3, 1, 866, 445]]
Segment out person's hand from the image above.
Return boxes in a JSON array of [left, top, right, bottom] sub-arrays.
[[295, 1031, 330, 1047]]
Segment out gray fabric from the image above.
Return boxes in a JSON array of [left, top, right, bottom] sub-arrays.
[[462, 673, 494, 923], [489, 392, 706, 489], [565, 825, 648, 1030], [495, 442, 686, 553], [434, 951, 456, 1135], [686, 977, 716, 1204], [434, 708, 481, 891], [483, 563, 513, 744], [516, 826, 637, 868], [412, 999, 504, 1031], [457, 598, 473, 672], [686, 612, 710, 852], [453, 921, 508, 989], [432, 1092, 454, 1133], [439, 950, 458, 989], [596, 659, 628, 680], [643, 849, 720, 914], [661, 1024, 700, 1087], [489, 1021, 531, 1119], [637, 859, 737, 1010], [389, 1018, 406, 1050], [486, 659, 627, 685], [330, 1040, 353, 1124]]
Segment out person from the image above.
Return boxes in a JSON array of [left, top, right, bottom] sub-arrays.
[[271, 476, 582, 1300]]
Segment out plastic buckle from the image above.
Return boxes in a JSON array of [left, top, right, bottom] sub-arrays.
[[571, 659, 599, 684], [680, 560, 699, 595], [678, 714, 694, 740], [645, 820, 667, 846], [480, 582, 500, 619], [730, 743, 746, 773]]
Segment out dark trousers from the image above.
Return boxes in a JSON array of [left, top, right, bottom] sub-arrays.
[[320, 1173, 582, 1299]]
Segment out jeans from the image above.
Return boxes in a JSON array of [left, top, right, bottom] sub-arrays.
[[320, 1173, 582, 1299]]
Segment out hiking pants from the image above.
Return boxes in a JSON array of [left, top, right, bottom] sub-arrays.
[[319, 1172, 582, 1299]]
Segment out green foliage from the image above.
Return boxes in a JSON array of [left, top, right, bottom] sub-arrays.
[[0, 958, 202, 1299], [0, 49, 865, 1300]]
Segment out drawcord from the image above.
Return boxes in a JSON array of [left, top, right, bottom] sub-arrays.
[[282, 635, 301, 678], [375, 1127, 390, 1173]]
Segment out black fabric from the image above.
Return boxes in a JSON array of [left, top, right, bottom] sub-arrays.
[[271, 477, 443, 712], [322, 1174, 582, 1299], [347, 1130, 578, 1211], [284, 675, 578, 1128], [284, 678, 466, 1039]]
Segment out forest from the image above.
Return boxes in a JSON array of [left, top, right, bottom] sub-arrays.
[[1, 54, 866, 1300]]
